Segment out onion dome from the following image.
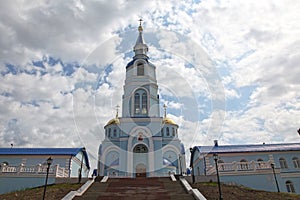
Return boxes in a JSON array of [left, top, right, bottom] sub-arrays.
[[105, 118, 120, 126], [105, 105, 120, 127], [162, 104, 178, 127], [162, 117, 178, 126]]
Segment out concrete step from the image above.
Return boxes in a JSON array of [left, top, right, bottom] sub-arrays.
[[74, 177, 195, 200]]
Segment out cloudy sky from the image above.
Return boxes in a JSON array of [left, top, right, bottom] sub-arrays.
[[0, 0, 299, 169]]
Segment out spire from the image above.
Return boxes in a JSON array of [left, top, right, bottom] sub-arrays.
[[133, 19, 148, 59]]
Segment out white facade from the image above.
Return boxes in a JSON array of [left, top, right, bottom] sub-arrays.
[[0, 147, 90, 194], [190, 142, 300, 194]]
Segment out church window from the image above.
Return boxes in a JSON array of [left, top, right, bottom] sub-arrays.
[[133, 89, 148, 116], [108, 128, 111, 138], [172, 128, 175, 137], [113, 128, 117, 137], [166, 127, 170, 136], [240, 159, 248, 170], [286, 181, 295, 193], [142, 92, 147, 114], [134, 93, 140, 114], [292, 157, 300, 168], [279, 157, 288, 169], [133, 144, 148, 153], [137, 63, 144, 76]]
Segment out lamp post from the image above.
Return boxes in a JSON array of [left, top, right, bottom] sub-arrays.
[[42, 157, 53, 200], [78, 147, 86, 183], [213, 153, 223, 200], [189, 147, 195, 183], [270, 163, 280, 192]]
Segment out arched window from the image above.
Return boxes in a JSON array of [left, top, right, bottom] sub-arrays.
[[134, 89, 148, 116], [292, 157, 300, 168], [108, 128, 111, 138], [142, 92, 147, 114], [133, 144, 148, 153], [172, 128, 175, 137], [113, 128, 117, 137], [286, 181, 295, 193], [279, 158, 288, 169], [137, 63, 144, 76], [166, 127, 170, 136], [240, 159, 248, 170]]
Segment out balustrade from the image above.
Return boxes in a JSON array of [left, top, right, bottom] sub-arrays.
[[0, 164, 69, 177], [206, 160, 273, 175]]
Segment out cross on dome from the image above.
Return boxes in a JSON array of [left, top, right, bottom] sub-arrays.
[[115, 105, 120, 118]]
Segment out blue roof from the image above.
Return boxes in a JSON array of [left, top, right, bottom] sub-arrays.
[[0, 147, 90, 169], [190, 143, 300, 167], [193, 143, 300, 154]]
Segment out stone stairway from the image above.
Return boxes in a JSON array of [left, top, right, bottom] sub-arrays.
[[74, 177, 195, 200]]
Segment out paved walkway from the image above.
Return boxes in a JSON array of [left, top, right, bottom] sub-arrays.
[[74, 177, 195, 200]]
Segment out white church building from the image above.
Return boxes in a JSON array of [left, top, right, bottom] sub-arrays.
[[98, 22, 186, 177]]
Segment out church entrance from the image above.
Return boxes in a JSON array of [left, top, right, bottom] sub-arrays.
[[135, 163, 146, 177], [133, 144, 148, 177]]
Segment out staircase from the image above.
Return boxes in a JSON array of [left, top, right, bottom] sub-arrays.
[[74, 177, 195, 200]]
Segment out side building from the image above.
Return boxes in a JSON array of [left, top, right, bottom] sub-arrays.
[[98, 22, 186, 177], [190, 141, 300, 194], [0, 147, 90, 194]]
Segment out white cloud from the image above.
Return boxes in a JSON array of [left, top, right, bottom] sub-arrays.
[[0, 0, 299, 171]]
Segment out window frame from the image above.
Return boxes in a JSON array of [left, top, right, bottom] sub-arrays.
[[285, 180, 295, 193], [279, 157, 288, 169]]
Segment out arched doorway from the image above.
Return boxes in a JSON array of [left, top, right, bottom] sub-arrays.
[[135, 163, 146, 177], [133, 144, 148, 177]]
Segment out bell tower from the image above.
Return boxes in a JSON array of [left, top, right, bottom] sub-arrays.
[[98, 20, 186, 177], [122, 20, 160, 118]]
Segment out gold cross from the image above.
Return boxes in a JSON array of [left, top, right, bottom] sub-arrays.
[[139, 19, 143, 26]]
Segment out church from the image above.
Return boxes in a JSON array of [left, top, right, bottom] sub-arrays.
[[98, 22, 186, 177]]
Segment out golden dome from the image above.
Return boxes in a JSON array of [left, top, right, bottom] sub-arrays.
[[105, 118, 120, 127], [162, 117, 178, 126]]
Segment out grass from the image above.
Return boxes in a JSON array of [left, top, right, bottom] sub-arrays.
[[193, 182, 300, 200], [0, 183, 83, 200]]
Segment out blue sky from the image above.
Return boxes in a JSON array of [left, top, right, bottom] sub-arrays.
[[0, 0, 299, 168]]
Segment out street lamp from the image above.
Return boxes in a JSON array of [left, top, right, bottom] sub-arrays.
[[189, 147, 195, 183], [42, 157, 53, 200], [213, 153, 223, 200], [270, 163, 280, 192], [78, 147, 86, 183]]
